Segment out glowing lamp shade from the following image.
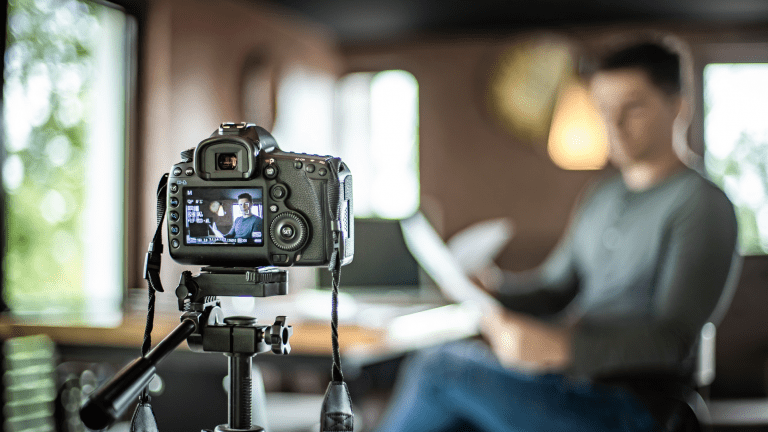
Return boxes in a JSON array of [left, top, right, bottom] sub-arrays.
[[547, 81, 609, 170]]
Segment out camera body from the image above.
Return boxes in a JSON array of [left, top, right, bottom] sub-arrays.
[[167, 122, 353, 268]]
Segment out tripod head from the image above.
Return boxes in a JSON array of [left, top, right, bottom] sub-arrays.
[[80, 266, 292, 431], [176, 266, 291, 356]]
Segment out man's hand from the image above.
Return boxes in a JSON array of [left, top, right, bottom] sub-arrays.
[[481, 305, 572, 373], [209, 222, 225, 239], [474, 265, 504, 291]]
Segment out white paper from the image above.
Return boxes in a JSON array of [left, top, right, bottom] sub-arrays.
[[447, 217, 514, 276], [400, 212, 500, 308]]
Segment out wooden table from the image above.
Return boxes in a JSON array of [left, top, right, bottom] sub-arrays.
[[0, 311, 387, 358]]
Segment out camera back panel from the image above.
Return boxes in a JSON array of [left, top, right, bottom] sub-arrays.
[[167, 124, 353, 268]]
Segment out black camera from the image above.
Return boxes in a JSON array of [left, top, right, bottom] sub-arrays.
[[167, 122, 354, 267]]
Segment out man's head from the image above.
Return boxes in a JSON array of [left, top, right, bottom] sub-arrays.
[[589, 41, 684, 168], [237, 193, 252, 217]]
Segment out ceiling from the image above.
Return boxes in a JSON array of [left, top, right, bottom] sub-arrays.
[[264, 0, 768, 45]]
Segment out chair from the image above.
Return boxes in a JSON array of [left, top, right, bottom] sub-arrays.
[[661, 253, 743, 432], [699, 255, 768, 428]]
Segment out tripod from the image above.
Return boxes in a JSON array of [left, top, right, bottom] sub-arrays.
[[80, 266, 292, 432]]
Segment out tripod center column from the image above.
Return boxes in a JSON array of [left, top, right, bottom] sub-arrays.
[[224, 316, 258, 430]]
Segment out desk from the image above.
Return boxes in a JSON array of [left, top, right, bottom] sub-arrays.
[[0, 309, 392, 430], [0, 310, 387, 357], [0, 299, 482, 431], [0, 294, 483, 366]]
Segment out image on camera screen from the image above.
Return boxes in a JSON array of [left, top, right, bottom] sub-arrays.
[[183, 187, 264, 246]]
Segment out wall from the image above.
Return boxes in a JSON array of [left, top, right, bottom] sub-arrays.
[[342, 24, 768, 272], [128, 7, 768, 282], [129, 0, 343, 289], [344, 37, 598, 271]]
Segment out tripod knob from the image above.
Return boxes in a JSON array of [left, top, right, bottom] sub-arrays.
[[269, 316, 292, 355]]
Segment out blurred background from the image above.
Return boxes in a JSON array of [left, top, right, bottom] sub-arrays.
[[1, 0, 768, 430]]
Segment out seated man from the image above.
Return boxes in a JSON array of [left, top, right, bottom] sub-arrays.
[[374, 40, 738, 432]]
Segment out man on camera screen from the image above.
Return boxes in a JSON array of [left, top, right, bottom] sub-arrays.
[[210, 193, 263, 242]]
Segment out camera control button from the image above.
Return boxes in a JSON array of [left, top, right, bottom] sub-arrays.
[[280, 225, 295, 239], [170, 184, 179, 193], [173, 167, 183, 176], [293, 161, 303, 169], [169, 211, 179, 222], [269, 205, 278, 212], [305, 164, 316, 173], [171, 239, 180, 248], [272, 254, 288, 264], [185, 168, 194, 176], [170, 197, 179, 207], [270, 185, 287, 200], [170, 225, 179, 235], [264, 165, 278, 179], [318, 168, 327, 176]]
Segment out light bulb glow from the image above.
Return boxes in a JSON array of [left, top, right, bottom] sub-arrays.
[[547, 81, 609, 170]]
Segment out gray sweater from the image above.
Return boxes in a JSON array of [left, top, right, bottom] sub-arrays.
[[496, 167, 738, 379], [224, 215, 263, 240]]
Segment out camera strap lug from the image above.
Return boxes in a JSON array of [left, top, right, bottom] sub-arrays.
[[330, 220, 341, 250]]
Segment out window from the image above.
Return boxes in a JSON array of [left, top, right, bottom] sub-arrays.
[[270, 68, 419, 219], [271, 67, 336, 156], [334, 70, 420, 219], [703, 63, 768, 254], [3, 0, 134, 323]]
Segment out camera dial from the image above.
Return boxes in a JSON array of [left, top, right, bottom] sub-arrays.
[[270, 212, 308, 251]]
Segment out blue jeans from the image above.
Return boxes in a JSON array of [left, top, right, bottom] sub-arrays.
[[373, 341, 661, 432]]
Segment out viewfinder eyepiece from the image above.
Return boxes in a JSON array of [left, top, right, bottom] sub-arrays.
[[217, 153, 237, 170]]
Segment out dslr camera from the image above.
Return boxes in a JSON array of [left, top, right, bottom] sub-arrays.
[[167, 122, 354, 268]]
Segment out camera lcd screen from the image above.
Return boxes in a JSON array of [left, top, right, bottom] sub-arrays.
[[183, 187, 264, 246]]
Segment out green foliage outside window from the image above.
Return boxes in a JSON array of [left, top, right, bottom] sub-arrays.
[[3, 0, 100, 313], [706, 132, 768, 255], [704, 63, 768, 255]]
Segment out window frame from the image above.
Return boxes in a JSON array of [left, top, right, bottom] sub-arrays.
[[690, 41, 768, 255]]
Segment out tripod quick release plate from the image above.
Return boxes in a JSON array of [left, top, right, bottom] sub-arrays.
[[176, 267, 288, 311]]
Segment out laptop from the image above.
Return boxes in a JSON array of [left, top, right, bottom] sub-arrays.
[[315, 217, 440, 303]]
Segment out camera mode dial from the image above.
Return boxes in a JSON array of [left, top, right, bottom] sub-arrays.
[[180, 148, 194, 163], [270, 212, 308, 251]]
